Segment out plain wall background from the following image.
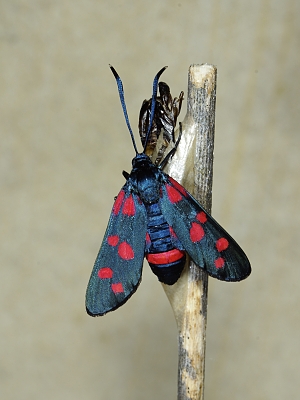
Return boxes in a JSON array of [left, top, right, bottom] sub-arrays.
[[1, 1, 300, 399]]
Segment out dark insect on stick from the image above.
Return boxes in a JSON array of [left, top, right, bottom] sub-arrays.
[[86, 65, 251, 321]]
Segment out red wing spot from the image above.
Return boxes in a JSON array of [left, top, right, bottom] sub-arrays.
[[111, 282, 124, 293], [216, 238, 229, 252], [98, 267, 113, 279], [168, 177, 188, 196], [122, 195, 135, 216], [190, 222, 205, 242], [107, 235, 119, 246], [214, 257, 225, 269], [146, 232, 151, 244], [196, 211, 207, 224], [113, 190, 125, 215], [118, 242, 134, 260], [169, 226, 177, 238], [166, 184, 182, 203]]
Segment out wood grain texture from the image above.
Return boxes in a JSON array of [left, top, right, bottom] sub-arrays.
[[163, 64, 217, 400]]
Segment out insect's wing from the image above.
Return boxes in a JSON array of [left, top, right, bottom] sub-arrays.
[[86, 187, 147, 316], [160, 176, 251, 281]]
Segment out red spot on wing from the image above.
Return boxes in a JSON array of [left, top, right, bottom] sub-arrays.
[[169, 226, 177, 238], [166, 184, 182, 203], [214, 257, 225, 269], [216, 238, 229, 252], [168, 177, 188, 196], [196, 211, 207, 223], [122, 195, 135, 216], [98, 267, 113, 279], [190, 222, 205, 242], [118, 242, 134, 260], [111, 282, 124, 293], [107, 235, 119, 246], [146, 232, 151, 244], [113, 190, 125, 215]]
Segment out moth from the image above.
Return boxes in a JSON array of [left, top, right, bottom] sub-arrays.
[[86, 66, 251, 316]]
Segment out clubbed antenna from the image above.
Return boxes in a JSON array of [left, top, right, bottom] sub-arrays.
[[110, 65, 138, 154], [110, 65, 167, 155]]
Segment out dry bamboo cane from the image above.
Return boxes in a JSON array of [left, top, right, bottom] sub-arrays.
[[162, 64, 217, 400]]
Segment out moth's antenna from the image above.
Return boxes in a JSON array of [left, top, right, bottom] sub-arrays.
[[110, 65, 138, 155], [143, 66, 168, 153]]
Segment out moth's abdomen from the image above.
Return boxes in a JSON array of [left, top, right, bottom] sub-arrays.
[[146, 250, 186, 285], [145, 203, 186, 285]]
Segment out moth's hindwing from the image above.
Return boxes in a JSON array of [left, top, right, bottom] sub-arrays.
[[160, 176, 251, 281], [86, 186, 147, 316]]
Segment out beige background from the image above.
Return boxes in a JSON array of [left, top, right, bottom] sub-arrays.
[[1, 1, 299, 399]]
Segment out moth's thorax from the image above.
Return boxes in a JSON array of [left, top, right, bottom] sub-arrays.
[[129, 153, 162, 204]]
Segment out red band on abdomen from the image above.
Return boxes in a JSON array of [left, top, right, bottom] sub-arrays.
[[146, 249, 185, 265]]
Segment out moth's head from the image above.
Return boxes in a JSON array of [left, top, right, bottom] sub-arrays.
[[131, 153, 152, 169]]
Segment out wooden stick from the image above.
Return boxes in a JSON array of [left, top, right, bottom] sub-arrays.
[[163, 64, 217, 400]]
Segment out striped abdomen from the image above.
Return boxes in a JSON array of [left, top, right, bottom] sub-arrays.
[[145, 202, 186, 285]]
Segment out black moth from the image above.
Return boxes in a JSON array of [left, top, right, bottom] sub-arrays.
[[86, 66, 251, 316]]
